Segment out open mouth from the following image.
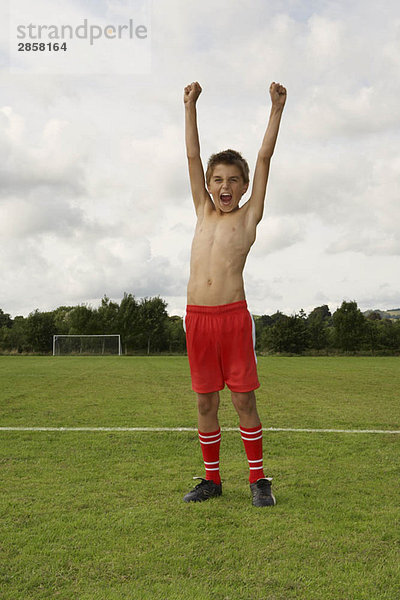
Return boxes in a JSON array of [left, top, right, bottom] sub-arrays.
[[220, 193, 232, 205]]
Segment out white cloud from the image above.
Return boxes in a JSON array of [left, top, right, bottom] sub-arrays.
[[252, 215, 305, 256]]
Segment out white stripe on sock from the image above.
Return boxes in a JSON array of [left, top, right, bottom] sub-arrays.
[[199, 431, 221, 441], [240, 427, 262, 436], [240, 434, 263, 442], [199, 437, 221, 445]]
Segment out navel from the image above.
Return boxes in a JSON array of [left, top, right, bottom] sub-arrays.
[[207, 278, 212, 286]]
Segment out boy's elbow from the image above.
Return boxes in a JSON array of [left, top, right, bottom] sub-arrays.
[[257, 151, 272, 162], [187, 153, 202, 164]]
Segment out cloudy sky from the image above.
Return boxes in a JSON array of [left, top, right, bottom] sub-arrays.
[[1, 0, 399, 318]]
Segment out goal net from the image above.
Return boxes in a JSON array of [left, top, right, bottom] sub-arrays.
[[53, 334, 122, 356]]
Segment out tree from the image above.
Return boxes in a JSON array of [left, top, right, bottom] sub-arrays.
[[364, 319, 379, 353], [97, 295, 119, 334], [332, 301, 366, 352], [66, 305, 100, 335], [0, 309, 14, 353], [266, 312, 309, 354], [137, 297, 169, 354], [53, 306, 74, 335], [5, 316, 28, 353], [256, 312, 286, 352], [25, 310, 56, 353], [366, 310, 382, 321], [166, 316, 186, 353], [0, 308, 12, 329], [377, 319, 400, 352], [308, 305, 332, 351], [117, 293, 139, 353], [308, 305, 331, 323]]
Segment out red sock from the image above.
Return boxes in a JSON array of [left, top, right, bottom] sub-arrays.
[[198, 428, 221, 485], [240, 423, 265, 483]]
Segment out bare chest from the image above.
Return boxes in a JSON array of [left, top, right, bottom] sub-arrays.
[[191, 213, 256, 261]]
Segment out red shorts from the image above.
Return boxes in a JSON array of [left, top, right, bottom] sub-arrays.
[[184, 301, 260, 394]]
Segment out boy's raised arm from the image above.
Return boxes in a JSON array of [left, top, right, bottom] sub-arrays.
[[247, 82, 287, 224], [184, 82, 209, 214]]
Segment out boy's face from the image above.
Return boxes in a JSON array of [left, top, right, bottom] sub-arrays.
[[207, 164, 249, 213]]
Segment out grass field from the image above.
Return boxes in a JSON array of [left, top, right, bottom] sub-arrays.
[[1, 356, 399, 599]]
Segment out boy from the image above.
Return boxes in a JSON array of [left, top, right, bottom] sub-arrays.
[[183, 80, 286, 506]]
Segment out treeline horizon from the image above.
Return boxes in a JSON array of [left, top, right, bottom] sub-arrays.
[[1, 294, 400, 355]]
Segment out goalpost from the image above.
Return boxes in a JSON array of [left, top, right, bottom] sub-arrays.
[[53, 334, 122, 356]]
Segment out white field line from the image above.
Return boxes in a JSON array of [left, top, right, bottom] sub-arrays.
[[0, 426, 399, 434]]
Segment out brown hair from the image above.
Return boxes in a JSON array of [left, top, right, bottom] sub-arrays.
[[206, 149, 250, 185]]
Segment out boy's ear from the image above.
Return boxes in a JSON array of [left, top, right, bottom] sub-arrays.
[[242, 183, 249, 195]]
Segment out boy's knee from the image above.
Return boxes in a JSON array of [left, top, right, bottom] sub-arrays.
[[231, 391, 256, 414], [196, 392, 219, 416]]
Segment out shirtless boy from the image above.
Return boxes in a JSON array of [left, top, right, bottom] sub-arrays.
[[183, 80, 286, 506]]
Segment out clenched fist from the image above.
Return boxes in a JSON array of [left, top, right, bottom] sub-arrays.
[[184, 81, 202, 105], [269, 82, 287, 109]]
